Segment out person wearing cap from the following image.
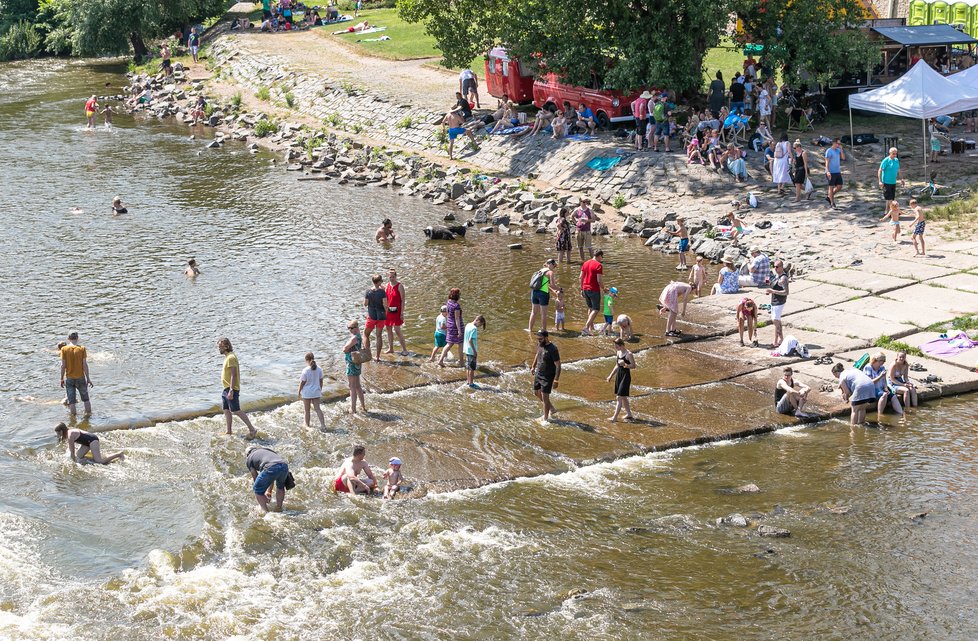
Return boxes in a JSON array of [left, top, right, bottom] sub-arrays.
[[529, 258, 558, 334], [711, 256, 741, 295], [530, 330, 561, 422], [742, 246, 771, 288], [579, 249, 603, 335], [60, 331, 93, 417], [383, 457, 403, 499], [246, 445, 291, 512], [632, 91, 651, 150], [334, 444, 377, 494], [601, 286, 618, 336]]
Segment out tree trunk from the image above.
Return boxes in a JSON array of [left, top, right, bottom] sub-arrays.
[[129, 32, 148, 61]]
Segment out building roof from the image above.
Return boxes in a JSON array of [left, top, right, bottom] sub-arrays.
[[872, 24, 978, 46]]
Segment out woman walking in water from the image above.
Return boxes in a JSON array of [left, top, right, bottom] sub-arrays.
[[554, 208, 572, 264], [298, 352, 326, 430], [606, 338, 636, 421], [343, 321, 367, 414], [55, 423, 124, 464], [437, 288, 464, 367]]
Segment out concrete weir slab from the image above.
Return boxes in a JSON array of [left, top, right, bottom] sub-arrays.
[[939, 241, 978, 254], [881, 283, 978, 315], [937, 251, 978, 270], [806, 268, 915, 293], [790, 282, 862, 307], [901, 331, 978, 370], [834, 348, 978, 398], [782, 306, 917, 341], [928, 272, 978, 294], [850, 256, 957, 281], [829, 296, 955, 329]]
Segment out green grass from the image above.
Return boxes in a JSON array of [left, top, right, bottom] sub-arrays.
[[324, 8, 439, 60], [702, 39, 745, 90], [873, 335, 923, 357]]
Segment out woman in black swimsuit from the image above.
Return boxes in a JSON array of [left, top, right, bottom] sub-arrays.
[[606, 338, 636, 422], [55, 423, 124, 464]]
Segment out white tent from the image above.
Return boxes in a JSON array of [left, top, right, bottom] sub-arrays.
[[949, 64, 978, 90], [847, 60, 978, 171]]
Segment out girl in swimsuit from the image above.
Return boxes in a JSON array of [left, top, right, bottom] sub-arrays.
[[606, 338, 636, 422], [887, 352, 918, 409], [55, 423, 124, 464]]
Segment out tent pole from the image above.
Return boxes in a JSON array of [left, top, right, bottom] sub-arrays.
[[922, 118, 928, 178], [849, 107, 855, 170]]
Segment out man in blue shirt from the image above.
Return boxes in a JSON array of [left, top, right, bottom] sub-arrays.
[[824, 138, 846, 209], [576, 103, 596, 135], [877, 147, 903, 214]]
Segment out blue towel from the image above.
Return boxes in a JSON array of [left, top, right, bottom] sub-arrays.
[[566, 134, 598, 142], [491, 125, 530, 135], [586, 156, 622, 171]]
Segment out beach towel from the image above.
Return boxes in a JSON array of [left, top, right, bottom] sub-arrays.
[[358, 35, 390, 42], [920, 331, 978, 356], [491, 125, 529, 135], [565, 134, 598, 142], [332, 25, 385, 35], [586, 156, 622, 171], [316, 16, 351, 26]]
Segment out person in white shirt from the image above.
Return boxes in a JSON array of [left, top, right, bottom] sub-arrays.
[[298, 352, 326, 430], [459, 69, 480, 109]]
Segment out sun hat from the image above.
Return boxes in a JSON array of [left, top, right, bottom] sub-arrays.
[[640, 90, 653, 99]]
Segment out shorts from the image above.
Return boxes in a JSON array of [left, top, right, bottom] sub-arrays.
[[65, 378, 89, 404], [604, 314, 614, 325], [555, 310, 565, 324], [931, 138, 941, 152], [434, 331, 447, 348], [655, 121, 670, 137], [461, 78, 477, 95], [576, 231, 592, 249], [190, 45, 199, 56], [678, 238, 689, 252], [583, 289, 601, 311], [448, 127, 466, 140], [771, 304, 785, 321], [531, 289, 551, 306], [386, 310, 404, 326], [465, 354, 478, 371], [222, 388, 241, 412], [533, 376, 554, 395], [913, 220, 926, 235], [828, 172, 843, 186], [162, 59, 171, 69], [883, 183, 896, 201], [852, 397, 875, 408], [634, 118, 646, 135], [776, 394, 795, 415], [85, 110, 95, 118], [365, 317, 386, 331], [253, 462, 290, 495]]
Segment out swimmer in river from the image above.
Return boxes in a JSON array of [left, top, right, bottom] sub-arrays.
[[383, 456, 403, 499], [185, 258, 200, 277], [111, 196, 127, 214], [333, 444, 377, 494], [101, 105, 114, 127], [376, 218, 395, 243], [55, 423, 124, 464], [84, 95, 98, 129]]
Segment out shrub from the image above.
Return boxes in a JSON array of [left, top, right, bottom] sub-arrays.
[[230, 92, 242, 109], [284, 91, 296, 108], [254, 118, 278, 137], [395, 116, 414, 129], [340, 79, 358, 95], [351, 123, 364, 134], [0, 20, 42, 61], [324, 112, 343, 128], [256, 86, 270, 101], [873, 335, 923, 357], [612, 193, 627, 209]]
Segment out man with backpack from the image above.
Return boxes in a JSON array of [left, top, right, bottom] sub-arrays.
[[528, 258, 558, 334], [574, 199, 595, 262], [650, 94, 672, 152]]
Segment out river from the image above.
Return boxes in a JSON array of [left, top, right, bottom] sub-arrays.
[[0, 58, 976, 641]]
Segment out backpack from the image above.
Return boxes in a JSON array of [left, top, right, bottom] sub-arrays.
[[530, 268, 548, 290], [653, 102, 667, 122]]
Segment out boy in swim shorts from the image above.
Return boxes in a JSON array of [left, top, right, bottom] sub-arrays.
[[383, 457, 403, 499], [429, 305, 447, 361], [442, 110, 479, 160], [879, 200, 903, 242], [908, 198, 926, 256], [554, 288, 566, 331], [667, 217, 690, 269]]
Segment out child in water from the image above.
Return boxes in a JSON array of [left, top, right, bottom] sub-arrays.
[[554, 288, 566, 331], [101, 105, 114, 127], [616, 314, 632, 340], [667, 217, 690, 269], [688, 254, 706, 296], [111, 196, 127, 214], [383, 456, 403, 499], [602, 287, 617, 336], [880, 200, 903, 242], [185, 258, 200, 277], [429, 305, 447, 362]]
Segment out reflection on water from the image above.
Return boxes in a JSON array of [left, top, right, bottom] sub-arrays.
[[1, 59, 977, 641]]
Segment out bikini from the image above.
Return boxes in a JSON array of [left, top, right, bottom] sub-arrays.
[[75, 432, 98, 447]]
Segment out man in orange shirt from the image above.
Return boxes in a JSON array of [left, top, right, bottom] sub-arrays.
[[60, 331, 93, 416]]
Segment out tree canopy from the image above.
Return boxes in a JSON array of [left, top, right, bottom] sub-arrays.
[[399, 0, 879, 94]]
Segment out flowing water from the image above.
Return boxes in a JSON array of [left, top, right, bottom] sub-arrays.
[[1, 59, 977, 641]]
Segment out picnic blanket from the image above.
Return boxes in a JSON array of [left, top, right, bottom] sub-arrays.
[[565, 134, 598, 142], [316, 15, 351, 26], [586, 156, 622, 171], [920, 331, 978, 356], [491, 125, 529, 135]]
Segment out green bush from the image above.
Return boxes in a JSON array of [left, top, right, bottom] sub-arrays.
[[284, 91, 295, 108], [873, 335, 923, 357], [230, 92, 242, 109], [256, 86, 270, 101], [0, 20, 42, 61], [254, 118, 278, 137], [612, 193, 627, 209], [395, 116, 414, 129], [324, 112, 344, 128]]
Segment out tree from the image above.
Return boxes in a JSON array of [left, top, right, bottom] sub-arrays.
[[732, 0, 880, 85], [399, 0, 731, 95]]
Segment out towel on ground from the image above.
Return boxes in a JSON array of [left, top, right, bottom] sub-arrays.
[[491, 125, 529, 135], [920, 331, 978, 356], [586, 156, 623, 171], [565, 134, 598, 142]]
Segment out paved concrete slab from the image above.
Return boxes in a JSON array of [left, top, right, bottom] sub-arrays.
[[881, 282, 978, 315], [790, 282, 862, 307], [806, 268, 915, 293], [938, 251, 978, 269], [733, 367, 847, 416], [783, 306, 917, 340], [783, 278, 826, 294], [850, 256, 957, 281], [835, 348, 978, 399], [939, 241, 978, 253], [928, 272, 978, 294], [676, 329, 867, 369], [829, 296, 956, 329], [901, 331, 978, 370]]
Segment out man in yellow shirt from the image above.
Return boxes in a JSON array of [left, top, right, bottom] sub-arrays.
[[218, 337, 256, 438], [60, 331, 92, 416]]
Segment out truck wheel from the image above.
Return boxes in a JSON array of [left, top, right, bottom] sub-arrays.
[[596, 111, 611, 130]]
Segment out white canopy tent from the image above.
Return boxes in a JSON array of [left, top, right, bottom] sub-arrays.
[[847, 60, 978, 172], [950, 64, 978, 89]]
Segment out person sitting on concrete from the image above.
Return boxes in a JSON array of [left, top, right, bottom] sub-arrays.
[[574, 103, 597, 135], [775, 366, 810, 416], [863, 352, 903, 417], [720, 143, 748, 182], [740, 246, 770, 288], [710, 257, 741, 295]]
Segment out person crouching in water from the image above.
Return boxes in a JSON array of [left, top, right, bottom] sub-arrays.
[[55, 423, 124, 464]]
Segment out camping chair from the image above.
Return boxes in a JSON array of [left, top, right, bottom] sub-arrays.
[[721, 113, 750, 145], [786, 103, 815, 133]]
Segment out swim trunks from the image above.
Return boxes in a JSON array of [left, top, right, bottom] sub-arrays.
[[913, 220, 925, 235], [334, 476, 349, 493], [678, 238, 689, 252], [448, 127, 466, 140]]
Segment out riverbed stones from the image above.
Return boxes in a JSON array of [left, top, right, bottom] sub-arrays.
[[716, 513, 750, 527], [757, 525, 791, 538]]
